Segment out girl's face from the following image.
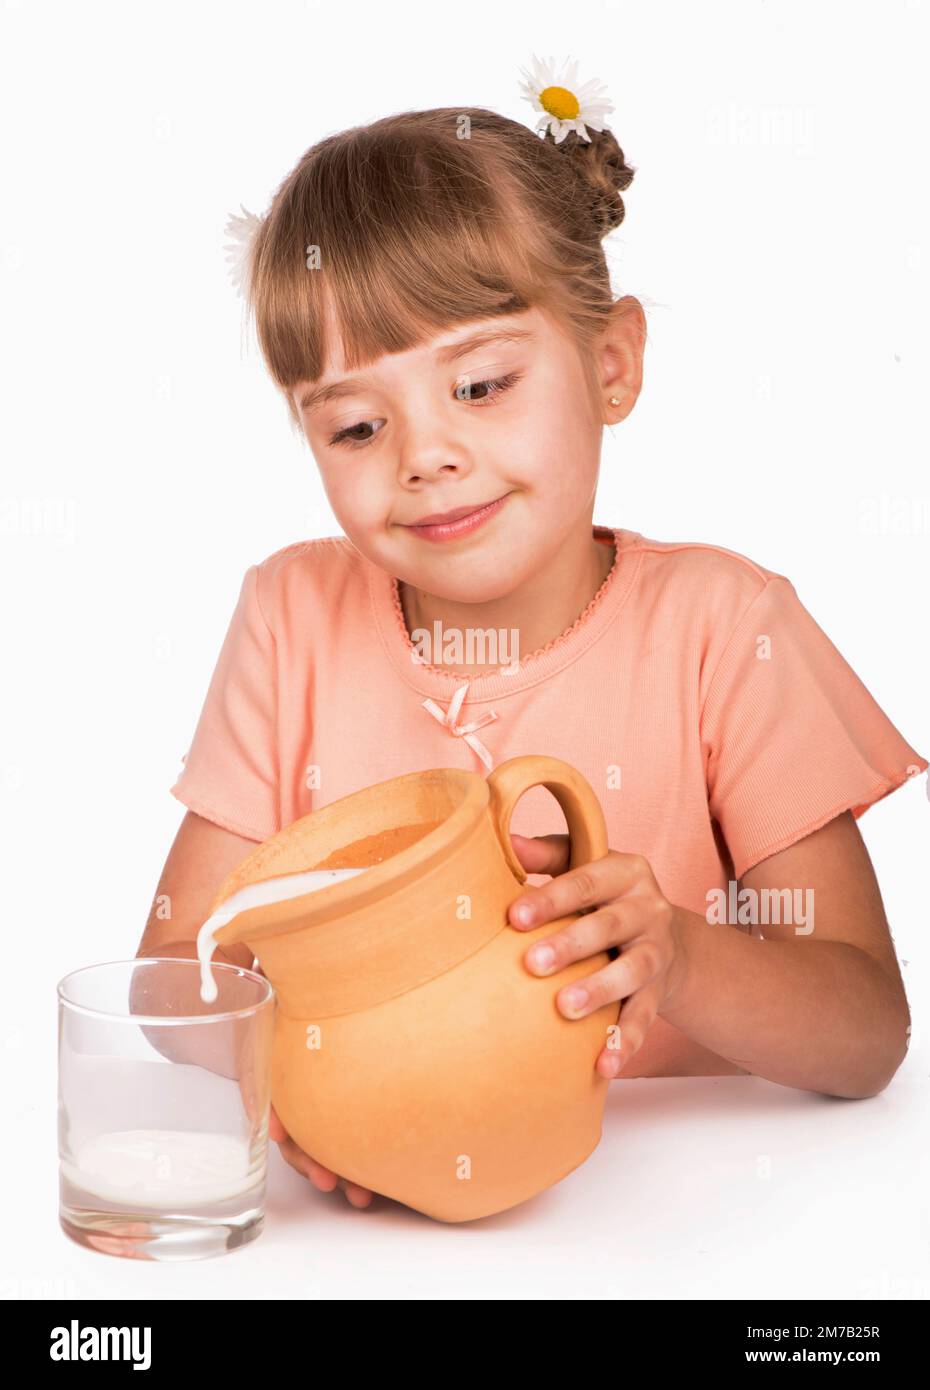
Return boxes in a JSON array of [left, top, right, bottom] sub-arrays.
[[294, 304, 607, 604]]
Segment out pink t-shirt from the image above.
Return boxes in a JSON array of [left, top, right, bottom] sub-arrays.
[[170, 524, 927, 917]]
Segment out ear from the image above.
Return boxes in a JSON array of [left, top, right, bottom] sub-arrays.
[[600, 296, 646, 424]]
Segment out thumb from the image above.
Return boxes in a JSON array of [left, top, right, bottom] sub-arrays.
[[509, 832, 571, 878]]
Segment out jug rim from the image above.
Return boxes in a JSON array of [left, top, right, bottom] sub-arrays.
[[211, 765, 490, 948]]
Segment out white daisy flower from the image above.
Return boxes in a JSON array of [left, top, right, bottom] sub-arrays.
[[224, 203, 263, 299], [517, 55, 615, 144]]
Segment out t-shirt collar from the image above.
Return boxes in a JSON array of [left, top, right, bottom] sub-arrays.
[[361, 524, 643, 701]]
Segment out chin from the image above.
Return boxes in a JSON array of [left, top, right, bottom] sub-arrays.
[[411, 557, 532, 606]]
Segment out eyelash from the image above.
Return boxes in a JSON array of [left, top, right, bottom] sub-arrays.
[[327, 371, 525, 450]]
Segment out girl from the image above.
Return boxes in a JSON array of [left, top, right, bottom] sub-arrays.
[[138, 59, 927, 1211]]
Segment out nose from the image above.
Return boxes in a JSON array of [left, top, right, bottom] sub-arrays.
[[401, 459, 465, 486], [396, 420, 474, 488]]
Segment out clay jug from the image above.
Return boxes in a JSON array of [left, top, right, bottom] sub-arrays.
[[208, 754, 619, 1222]]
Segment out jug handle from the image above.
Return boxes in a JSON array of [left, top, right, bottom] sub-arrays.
[[486, 755, 610, 885]]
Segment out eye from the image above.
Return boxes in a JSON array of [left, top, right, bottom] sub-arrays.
[[327, 370, 524, 450], [328, 418, 384, 449], [454, 370, 524, 404]]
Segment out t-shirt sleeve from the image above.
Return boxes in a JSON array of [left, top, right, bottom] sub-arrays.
[[169, 563, 279, 842], [700, 574, 928, 880]]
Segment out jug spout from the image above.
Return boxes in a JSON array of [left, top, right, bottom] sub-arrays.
[[209, 916, 245, 951], [198, 867, 367, 962], [195, 867, 369, 1003]]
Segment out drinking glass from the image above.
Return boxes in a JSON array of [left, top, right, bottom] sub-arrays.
[[57, 957, 275, 1261]]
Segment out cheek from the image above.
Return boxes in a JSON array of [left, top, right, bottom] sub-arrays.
[[318, 462, 386, 524], [513, 376, 601, 490]]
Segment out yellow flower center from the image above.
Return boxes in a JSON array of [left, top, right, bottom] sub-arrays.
[[539, 85, 580, 121]]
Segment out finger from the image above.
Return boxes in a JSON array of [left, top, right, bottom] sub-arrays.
[[598, 985, 660, 1077], [269, 1106, 370, 1201], [86, 1221, 150, 1259], [277, 1135, 340, 1192], [339, 1178, 374, 1208], [523, 897, 655, 976], [555, 937, 665, 1019], [509, 832, 570, 878], [509, 850, 647, 930]]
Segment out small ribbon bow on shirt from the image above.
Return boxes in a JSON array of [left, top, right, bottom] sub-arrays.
[[421, 681, 499, 770]]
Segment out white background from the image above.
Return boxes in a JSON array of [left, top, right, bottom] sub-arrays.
[[1, 0, 928, 1300]]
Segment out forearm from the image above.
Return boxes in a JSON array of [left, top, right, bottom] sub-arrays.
[[661, 907, 910, 1098]]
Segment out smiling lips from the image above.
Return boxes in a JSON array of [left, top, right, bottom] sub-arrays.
[[403, 493, 511, 542]]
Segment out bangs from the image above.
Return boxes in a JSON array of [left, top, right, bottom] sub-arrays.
[[247, 108, 616, 428]]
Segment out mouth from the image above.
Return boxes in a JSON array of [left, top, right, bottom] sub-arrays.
[[401, 493, 513, 542]]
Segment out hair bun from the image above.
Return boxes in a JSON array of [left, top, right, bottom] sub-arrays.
[[548, 126, 635, 237]]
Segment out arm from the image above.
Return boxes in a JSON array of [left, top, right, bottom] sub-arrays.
[[137, 808, 260, 972], [660, 811, 911, 1099], [507, 812, 912, 1101]]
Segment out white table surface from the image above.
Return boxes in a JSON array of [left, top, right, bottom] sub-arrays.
[[7, 1064, 929, 1301]]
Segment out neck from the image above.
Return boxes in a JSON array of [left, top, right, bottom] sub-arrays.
[[398, 523, 616, 678]]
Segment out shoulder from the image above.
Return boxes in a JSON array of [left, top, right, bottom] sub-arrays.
[[619, 528, 793, 629], [248, 534, 368, 633]]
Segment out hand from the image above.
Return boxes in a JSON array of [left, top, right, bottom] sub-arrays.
[[507, 833, 688, 1079], [267, 1104, 374, 1210]]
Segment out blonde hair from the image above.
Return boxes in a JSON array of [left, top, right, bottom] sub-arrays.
[[244, 107, 636, 434]]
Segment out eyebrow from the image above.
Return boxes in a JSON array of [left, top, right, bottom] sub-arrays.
[[297, 327, 537, 414]]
